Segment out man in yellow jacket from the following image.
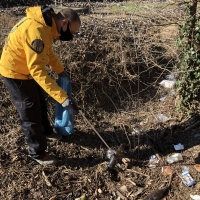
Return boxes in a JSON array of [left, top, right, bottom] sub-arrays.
[[0, 6, 81, 165]]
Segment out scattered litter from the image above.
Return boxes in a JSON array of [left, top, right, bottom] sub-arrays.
[[194, 164, 200, 172], [149, 155, 159, 168], [166, 153, 183, 164], [159, 80, 176, 89], [156, 114, 170, 123], [190, 194, 200, 200], [181, 166, 189, 173], [162, 166, 173, 176], [119, 185, 127, 193], [173, 143, 184, 151], [160, 96, 167, 101], [179, 171, 195, 187], [166, 72, 176, 80]]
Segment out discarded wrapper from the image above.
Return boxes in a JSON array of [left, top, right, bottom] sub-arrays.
[[149, 155, 159, 168], [173, 143, 184, 151], [156, 114, 170, 123], [159, 80, 176, 89], [179, 171, 195, 187], [166, 153, 183, 164]]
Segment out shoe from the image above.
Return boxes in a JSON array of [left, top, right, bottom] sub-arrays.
[[46, 132, 62, 141], [33, 153, 57, 165]]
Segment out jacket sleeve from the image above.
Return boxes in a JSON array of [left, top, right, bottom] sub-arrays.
[[23, 23, 68, 104], [48, 48, 65, 75]]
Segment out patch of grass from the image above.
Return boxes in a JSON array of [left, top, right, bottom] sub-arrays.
[[111, 2, 170, 14]]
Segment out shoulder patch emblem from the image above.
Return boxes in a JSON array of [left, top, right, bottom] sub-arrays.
[[31, 39, 44, 54]]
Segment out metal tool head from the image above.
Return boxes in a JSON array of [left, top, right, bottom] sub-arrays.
[[106, 144, 124, 169]]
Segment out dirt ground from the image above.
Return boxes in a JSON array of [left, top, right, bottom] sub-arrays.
[[1, 1, 200, 200]]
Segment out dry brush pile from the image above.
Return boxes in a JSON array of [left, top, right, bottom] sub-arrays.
[[0, 1, 185, 144]]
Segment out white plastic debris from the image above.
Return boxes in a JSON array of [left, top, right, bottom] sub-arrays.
[[160, 96, 167, 101], [173, 143, 184, 151], [159, 80, 176, 88], [156, 114, 170, 123], [149, 155, 159, 168], [166, 72, 176, 80], [190, 195, 200, 200], [166, 153, 183, 164]]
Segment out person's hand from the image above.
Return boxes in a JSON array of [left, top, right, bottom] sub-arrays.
[[62, 97, 79, 111]]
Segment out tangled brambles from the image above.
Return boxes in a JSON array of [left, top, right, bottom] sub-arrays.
[[176, 1, 200, 115]]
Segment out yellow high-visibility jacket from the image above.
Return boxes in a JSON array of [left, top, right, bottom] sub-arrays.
[[0, 6, 68, 104]]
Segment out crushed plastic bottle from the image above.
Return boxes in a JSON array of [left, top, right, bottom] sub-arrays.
[[179, 171, 195, 187], [156, 114, 170, 123], [166, 153, 183, 164]]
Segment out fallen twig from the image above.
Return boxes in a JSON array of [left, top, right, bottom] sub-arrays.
[[126, 178, 136, 186], [127, 168, 149, 178], [42, 171, 52, 187]]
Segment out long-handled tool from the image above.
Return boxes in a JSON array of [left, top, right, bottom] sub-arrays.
[[77, 109, 123, 169]]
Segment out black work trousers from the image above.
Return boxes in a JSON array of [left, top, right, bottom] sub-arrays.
[[2, 76, 54, 159]]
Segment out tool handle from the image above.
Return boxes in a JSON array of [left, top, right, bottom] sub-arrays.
[[78, 110, 111, 149]]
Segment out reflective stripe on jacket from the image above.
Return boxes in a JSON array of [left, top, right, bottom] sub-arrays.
[[0, 6, 68, 104]]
